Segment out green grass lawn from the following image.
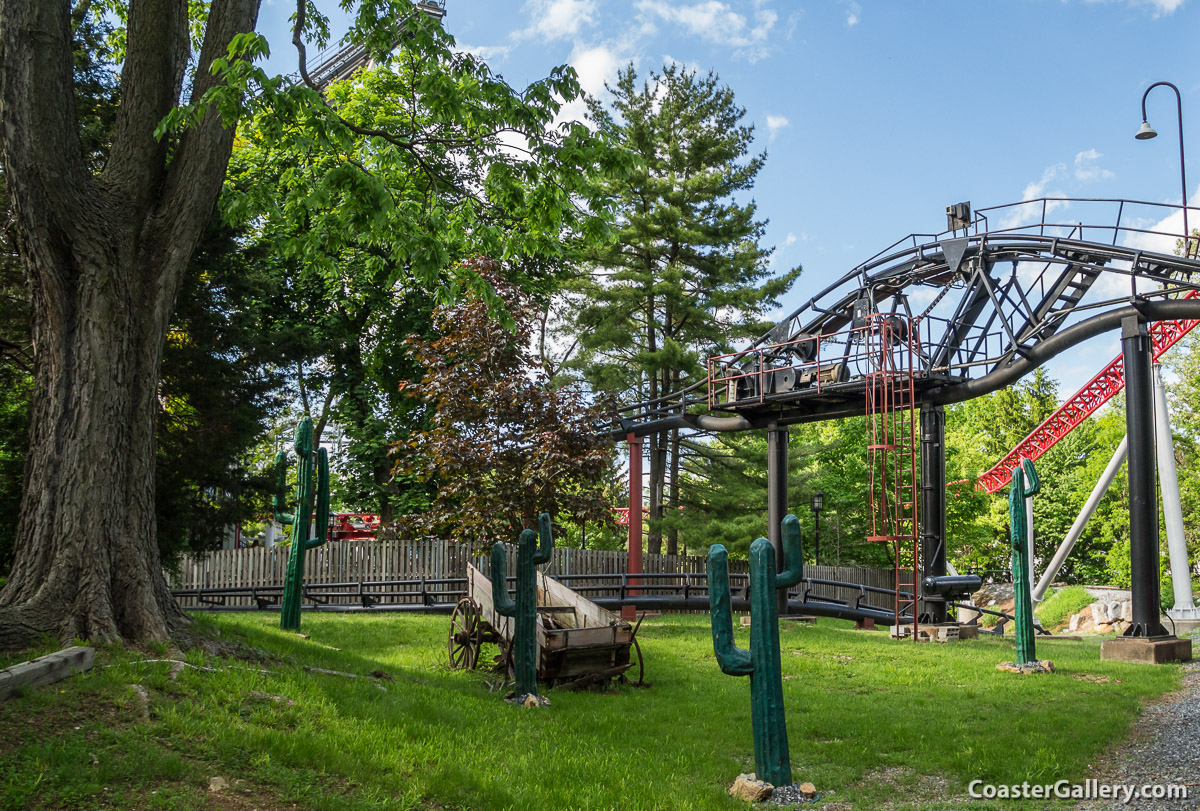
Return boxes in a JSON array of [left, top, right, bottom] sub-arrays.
[[0, 613, 1183, 810]]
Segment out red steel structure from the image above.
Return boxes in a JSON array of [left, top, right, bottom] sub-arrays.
[[977, 289, 1200, 493], [864, 314, 921, 639]]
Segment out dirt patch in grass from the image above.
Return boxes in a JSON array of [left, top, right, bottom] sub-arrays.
[[119, 778, 305, 811], [858, 765, 959, 807], [0, 683, 134, 757]]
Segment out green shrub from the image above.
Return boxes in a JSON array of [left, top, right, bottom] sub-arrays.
[[1036, 585, 1095, 629]]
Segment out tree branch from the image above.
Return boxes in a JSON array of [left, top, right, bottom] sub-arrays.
[[103, 0, 191, 204], [0, 0, 90, 276]]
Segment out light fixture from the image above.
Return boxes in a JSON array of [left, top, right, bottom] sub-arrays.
[[811, 492, 824, 513], [1135, 120, 1158, 140]]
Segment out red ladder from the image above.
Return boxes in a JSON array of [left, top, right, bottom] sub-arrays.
[[864, 314, 920, 639]]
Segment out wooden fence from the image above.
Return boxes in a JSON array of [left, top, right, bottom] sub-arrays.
[[169, 538, 894, 611]]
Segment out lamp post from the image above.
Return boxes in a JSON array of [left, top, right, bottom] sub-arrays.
[[1137, 81, 1190, 257], [811, 492, 824, 566]]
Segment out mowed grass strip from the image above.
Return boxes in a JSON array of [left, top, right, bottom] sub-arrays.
[[0, 613, 1181, 810]]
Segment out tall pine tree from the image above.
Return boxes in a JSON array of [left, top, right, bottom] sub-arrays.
[[570, 64, 799, 554]]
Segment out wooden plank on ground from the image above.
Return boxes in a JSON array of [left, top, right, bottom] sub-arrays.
[[0, 646, 96, 701]]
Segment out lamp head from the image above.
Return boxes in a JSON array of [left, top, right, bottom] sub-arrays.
[[1136, 120, 1158, 140], [811, 492, 824, 513]]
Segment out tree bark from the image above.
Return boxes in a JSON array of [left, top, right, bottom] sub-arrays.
[[0, 0, 261, 649]]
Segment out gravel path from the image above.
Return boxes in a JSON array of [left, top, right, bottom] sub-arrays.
[[1076, 655, 1200, 811]]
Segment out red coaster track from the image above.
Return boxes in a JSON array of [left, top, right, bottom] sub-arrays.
[[977, 289, 1200, 493]]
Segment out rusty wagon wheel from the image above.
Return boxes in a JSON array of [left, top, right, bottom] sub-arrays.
[[620, 635, 645, 686], [448, 598, 482, 670]]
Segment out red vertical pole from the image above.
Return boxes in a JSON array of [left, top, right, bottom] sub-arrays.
[[624, 432, 643, 621]]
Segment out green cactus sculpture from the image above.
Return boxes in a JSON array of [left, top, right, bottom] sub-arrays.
[[708, 514, 803, 787], [277, 417, 330, 632], [490, 513, 553, 700], [1009, 458, 1040, 665]]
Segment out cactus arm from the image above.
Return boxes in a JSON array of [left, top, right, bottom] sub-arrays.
[[775, 515, 804, 589], [532, 512, 554, 565], [306, 448, 330, 550], [1020, 457, 1040, 497], [271, 450, 295, 525], [490, 541, 517, 617], [707, 544, 754, 676]]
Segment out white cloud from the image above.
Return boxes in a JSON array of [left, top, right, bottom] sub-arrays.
[[1022, 162, 1067, 200], [1082, 0, 1187, 15], [766, 114, 789, 140], [841, 0, 862, 26], [635, 1, 779, 62], [1074, 148, 1115, 182], [571, 43, 622, 96], [784, 232, 797, 246], [458, 43, 513, 62], [996, 163, 1070, 231], [516, 0, 598, 42], [784, 11, 801, 40], [553, 42, 629, 129], [1120, 183, 1200, 255]]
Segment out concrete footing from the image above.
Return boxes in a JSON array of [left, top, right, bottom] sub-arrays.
[[1100, 635, 1192, 664]]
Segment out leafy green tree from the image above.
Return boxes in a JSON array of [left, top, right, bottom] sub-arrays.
[[0, 0, 622, 647], [569, 63, 799, 555], [224, 28, 625, 524], [155, 222, 299, 562], [397, 260, 614, 543]]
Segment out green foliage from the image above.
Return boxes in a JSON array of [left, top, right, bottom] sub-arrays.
[[398, 264, 614, 542], [1035, 585, 1095, 629], [224, 19, 625, 522], [568, 62, 798, 555], [156, 223, 297, 563]]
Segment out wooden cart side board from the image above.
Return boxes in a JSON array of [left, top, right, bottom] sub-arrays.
[[536, 569, 625, 630]]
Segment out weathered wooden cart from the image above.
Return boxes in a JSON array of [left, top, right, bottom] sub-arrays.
[[448, 562, 643, 688]]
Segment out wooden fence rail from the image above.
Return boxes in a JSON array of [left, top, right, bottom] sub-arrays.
[[169, 539, 894, 611]]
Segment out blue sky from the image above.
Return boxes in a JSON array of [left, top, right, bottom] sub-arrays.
[[256, 0, 1199, 398]]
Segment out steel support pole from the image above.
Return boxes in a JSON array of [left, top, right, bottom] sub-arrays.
[[1153, 365, 1198, 614], [624, 433, 643, 622], [767, 422, 789, 615], [1033, 436, 1128, 601], [919, 404, 947, 623], [1122, 317, 1167, 637]]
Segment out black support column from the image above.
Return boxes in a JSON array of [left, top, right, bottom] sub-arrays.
[[767, 422, 790, 615], [920, 404, 948, 624], [1122, 316, 1167, 638]]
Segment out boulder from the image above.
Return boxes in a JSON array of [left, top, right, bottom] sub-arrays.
[[730, 774, 773, 802], [1095, 623, 1114, 634], [1091, 602, 1109, 624]]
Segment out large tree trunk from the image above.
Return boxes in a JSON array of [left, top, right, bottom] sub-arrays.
[[0, 238, 189, 648], [0, 0, 260, 649]]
